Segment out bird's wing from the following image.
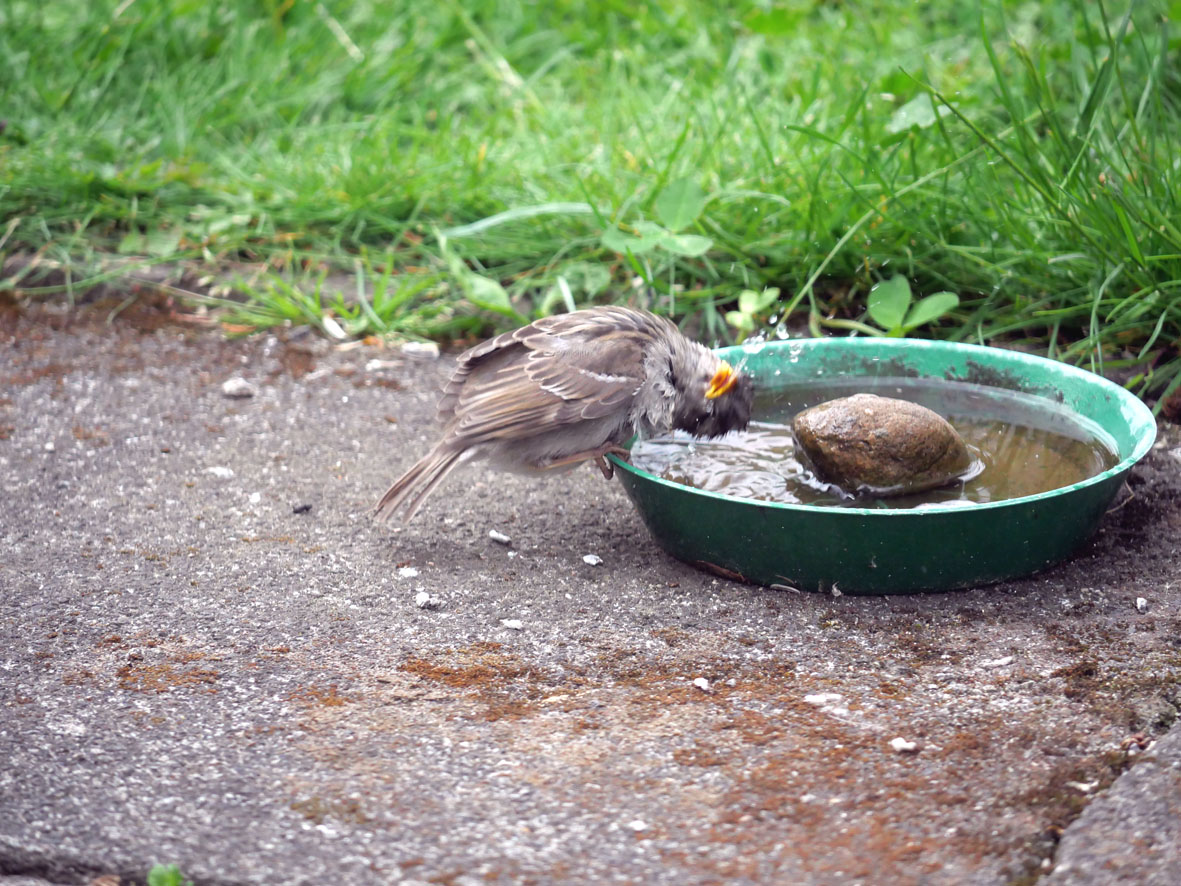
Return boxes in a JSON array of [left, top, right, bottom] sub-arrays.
[[437, 308, 672, 444]]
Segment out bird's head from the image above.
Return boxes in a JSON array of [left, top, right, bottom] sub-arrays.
[[669, 354, 754, 438]]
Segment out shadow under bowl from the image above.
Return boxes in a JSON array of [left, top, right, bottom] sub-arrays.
[[609, 338, 1157, 594]]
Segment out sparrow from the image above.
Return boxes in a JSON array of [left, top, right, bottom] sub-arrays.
[[374, 306, 754, 522]]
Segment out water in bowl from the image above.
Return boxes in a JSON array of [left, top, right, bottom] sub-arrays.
[[630, 377, 1119, 509]]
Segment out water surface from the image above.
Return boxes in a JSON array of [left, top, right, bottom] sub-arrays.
[[631, 378, 1119, 508]]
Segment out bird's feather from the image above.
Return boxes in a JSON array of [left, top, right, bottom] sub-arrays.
[[374, 306, 750, 522], [437, 308, 672, 444]]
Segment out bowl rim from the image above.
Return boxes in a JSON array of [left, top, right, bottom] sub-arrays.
[[609, 337, 1158, 517]]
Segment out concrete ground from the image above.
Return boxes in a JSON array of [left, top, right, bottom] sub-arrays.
[[2, 300, 1179, 886]]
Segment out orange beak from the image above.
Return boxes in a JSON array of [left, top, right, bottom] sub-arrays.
[[705, 361, 738, 400]]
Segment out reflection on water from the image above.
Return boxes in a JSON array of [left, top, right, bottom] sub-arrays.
[[631, 378, 1119, 509]]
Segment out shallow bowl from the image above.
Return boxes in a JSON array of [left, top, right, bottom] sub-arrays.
[[609, 338, 1157, 594]]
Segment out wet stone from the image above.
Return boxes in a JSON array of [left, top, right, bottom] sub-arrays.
[[791, 393, 973, 497]]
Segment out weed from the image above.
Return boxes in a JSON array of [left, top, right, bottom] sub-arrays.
[[864, 275, 959, 338], [147, 863, 192, 886]]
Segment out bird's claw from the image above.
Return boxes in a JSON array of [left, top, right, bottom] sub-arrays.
[[594, 446, 631, 480]]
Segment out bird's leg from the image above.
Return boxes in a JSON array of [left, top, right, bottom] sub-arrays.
[[593, 445, 632, 480], [593, 455, 614, 480], [541, 445, 631, 480]]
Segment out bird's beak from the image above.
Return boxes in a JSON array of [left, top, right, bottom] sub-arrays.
[[705, 361, 739, 399]]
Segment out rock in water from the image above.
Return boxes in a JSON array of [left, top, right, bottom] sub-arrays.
[[791, 393, 974, 497]]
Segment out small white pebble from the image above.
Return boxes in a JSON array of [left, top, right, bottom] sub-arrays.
[[397, 566, 419, 579], [1135, 597, 1148, 612], [220, 377, 256, 398], [206, 466, 234, 479], [415, 591, 441, 610], [248, 492, 261, 504], [692, 677, 711, 692], [890, 737, 919, 754], [1064, 780, 1098, 793], [500, 619, 523, 631], [364, 359, 401, 372], [982, 656, 1014, 668], [401, 341, 440, 358], [583, 554, 603, 566], [488, 529, 512, 545], [804, 692, 843, 706], [44, 441, 55, 452], [626, 819, 647, 832], [320, 315, 348, 341]]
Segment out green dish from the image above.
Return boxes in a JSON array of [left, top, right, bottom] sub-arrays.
[[610, 338, 1157, 594]]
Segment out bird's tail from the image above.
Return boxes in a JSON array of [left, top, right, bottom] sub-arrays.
[[373, 446, 465, 523]]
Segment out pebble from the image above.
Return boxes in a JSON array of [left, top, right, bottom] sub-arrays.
[[364, 359, 401, 372], [890, 737, 919, 754], [1136, 597, 1148, 612], [206, 466, 235, 479], [397, 566, 419, 579], [804, 692, 843, 706], [44, 441, 55, 452], [692, 677, 711, 692], [488, 529, 512, 545], [402, 341, 441, 359], [414, 591, 441, 610], [220, 377, 256, 399], [248, 492, 261, 504], [500, 619, 524, 631], [582, 554, 603, 566], [982, 656, 1014, 668], [626, 819, 648, 832], [320, 315, 348, 341]]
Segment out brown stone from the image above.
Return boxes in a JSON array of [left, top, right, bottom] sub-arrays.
[[791, 393, 973, 496]]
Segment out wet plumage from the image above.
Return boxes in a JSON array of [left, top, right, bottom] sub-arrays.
[[374, 306, 753, 522]]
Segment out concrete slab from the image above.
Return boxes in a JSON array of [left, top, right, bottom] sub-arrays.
[[1042, 725, 1181, 886], [1, 304, 1179, 885]]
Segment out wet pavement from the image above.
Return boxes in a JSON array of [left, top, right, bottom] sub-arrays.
[[2, 304, 1179, 885]]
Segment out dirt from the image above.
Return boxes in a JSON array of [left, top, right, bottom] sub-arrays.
[[1, 298, 1179, 886]]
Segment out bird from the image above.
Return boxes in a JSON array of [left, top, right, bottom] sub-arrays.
[[374, 305, 754, 522]]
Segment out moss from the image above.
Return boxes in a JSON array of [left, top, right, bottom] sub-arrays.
[[286, 684, 355, 708], [116, 662, 220, 693]]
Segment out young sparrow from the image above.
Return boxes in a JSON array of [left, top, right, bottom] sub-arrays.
[[375, 306, 753, 522]]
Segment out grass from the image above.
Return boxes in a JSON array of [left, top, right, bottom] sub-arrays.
[[147, 863, 193, 886], [1, 0, 1179, 406]]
